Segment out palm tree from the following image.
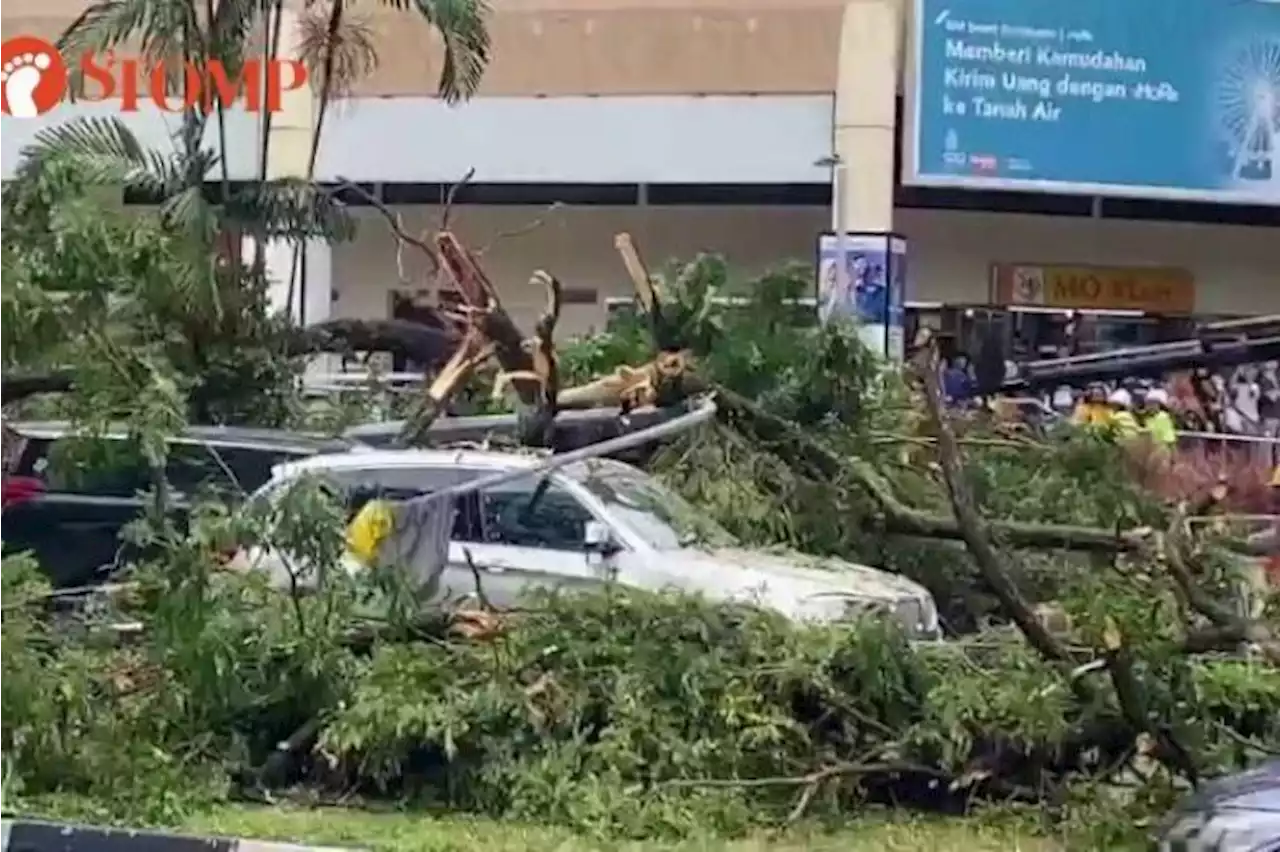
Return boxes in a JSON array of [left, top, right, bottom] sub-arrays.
[[36, 0, 490, 247], [9, 0, 490, 421]]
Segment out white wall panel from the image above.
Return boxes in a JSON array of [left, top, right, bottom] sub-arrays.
[[2, 102, 262, 180], [315, 96, 835, 184]]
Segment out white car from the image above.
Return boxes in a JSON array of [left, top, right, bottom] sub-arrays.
[[234, 449, 941, 638]]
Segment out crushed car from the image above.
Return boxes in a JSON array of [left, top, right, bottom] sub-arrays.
[[233, 448, 942, 638]]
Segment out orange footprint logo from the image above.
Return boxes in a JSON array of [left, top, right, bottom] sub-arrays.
[[1, 36, 68, 117]]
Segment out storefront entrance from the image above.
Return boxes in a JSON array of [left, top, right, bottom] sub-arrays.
[[904, 304, 1199, 364]]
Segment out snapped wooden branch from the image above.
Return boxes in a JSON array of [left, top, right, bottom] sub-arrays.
[[491, 271, 564, 447], [435, 230, 537, 404], [396, 325, 495, 447], [1163, 508, 1280, 665]]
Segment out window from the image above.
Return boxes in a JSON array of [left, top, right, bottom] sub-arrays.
[[564, 459, 737, 551], [468, 478, 595, 552], [164, 443, 239, 498], [26, 437, 152, 498], [315, 465, 487, 540], [195, 444, 316, 495]]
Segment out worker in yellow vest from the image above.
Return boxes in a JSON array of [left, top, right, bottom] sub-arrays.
[[1105, 388, 1140, 440], [1072, 385, 1111, 428], [1139, 388, 1178, 449]]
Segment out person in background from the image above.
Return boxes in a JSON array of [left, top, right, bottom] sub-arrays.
[[1190, 368, 1224, 432], [942, 354, 975, 404], [1072, 385, 1110, 427], [1228, 364, 1262, 436], [1169, 373, 1204, 431], [1140, 388, 1178, 451], [1259, 360, 1280, 427], [1105, 388, 1140, 439], [1051, 384, 1076, 415], [1260, 363, 1280, 466]]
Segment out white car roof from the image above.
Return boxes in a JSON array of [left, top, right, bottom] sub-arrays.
[[274, 447, 550, 481]]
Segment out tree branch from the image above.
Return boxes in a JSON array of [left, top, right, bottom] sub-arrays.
[[712, 386, 1151, 554], [910, 336, 1072, 662]]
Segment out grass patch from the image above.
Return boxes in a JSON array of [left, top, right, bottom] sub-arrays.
[[13, 799, 1066, 852]]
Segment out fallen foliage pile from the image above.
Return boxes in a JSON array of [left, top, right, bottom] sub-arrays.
[[4, 161, 1278, 850]]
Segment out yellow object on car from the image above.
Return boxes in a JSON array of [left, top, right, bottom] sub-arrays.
[[1271, 465, 1280, 488], [346, 499, 395, 568]]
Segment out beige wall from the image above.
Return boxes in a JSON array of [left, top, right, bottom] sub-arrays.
[[329, 206, 1278, 335], [895, 210, 1279, 315]]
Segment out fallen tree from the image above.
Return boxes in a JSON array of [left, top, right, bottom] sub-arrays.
[[4, 163, 1277, 846]]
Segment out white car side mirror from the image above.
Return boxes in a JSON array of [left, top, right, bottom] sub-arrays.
[[584, 520, 620, 555]]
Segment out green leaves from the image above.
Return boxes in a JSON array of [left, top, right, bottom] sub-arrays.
[[59, 0, 200, 70], [390, 0, 492, 103]]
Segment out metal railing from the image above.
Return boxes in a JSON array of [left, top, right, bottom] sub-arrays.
[[1175, 430, 1280, 470]]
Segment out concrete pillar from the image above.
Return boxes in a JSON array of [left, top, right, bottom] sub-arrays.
[[825, 0, 904, 358], [832, 0, 900, 233]]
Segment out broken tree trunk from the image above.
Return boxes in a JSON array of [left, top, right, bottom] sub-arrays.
[[284, 317, 460, 368], [435, 231, 538, 406], [396, 327, 495, 447], [2, 317, 463, 406], [712, 386, 1154, 554]]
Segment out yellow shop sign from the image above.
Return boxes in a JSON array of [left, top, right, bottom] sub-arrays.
[[991, 263, 1196, 314]]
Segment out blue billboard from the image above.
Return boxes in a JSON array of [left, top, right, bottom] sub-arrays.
[[906, 0, 1280, 204]]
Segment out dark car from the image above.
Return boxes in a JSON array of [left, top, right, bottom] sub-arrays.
[[1, 421, 356, 589], [1158, 760, 1280, 851]]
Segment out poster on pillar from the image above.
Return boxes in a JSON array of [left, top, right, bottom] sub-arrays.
[[815, 233, 907, 361], [904, 0, 1280, 204]]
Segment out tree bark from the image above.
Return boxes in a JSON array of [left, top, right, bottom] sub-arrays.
[[283, 317, 460, 368]]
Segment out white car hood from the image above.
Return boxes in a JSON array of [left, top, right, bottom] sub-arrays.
[[660, 546, 935, 623]]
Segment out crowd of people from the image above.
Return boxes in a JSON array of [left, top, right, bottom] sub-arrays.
[[941, 358, 1280, 440]]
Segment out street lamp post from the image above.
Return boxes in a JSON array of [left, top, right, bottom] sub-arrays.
[[815, 154, 848, 323]]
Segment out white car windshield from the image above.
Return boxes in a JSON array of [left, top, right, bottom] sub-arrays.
[[563, 459, 737, 550]]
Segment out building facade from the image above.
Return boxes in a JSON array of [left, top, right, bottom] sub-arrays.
[[3, 0, 1278, 349]]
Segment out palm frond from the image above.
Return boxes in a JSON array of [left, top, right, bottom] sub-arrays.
[[162, 183, 220, 245], [296, 2, 380, 102], [21, 117, 185, 201], [374, 0, 491, 103], [59, 0, 201, 68], [226, 179, 355, 242], [208, 0, 275, 69]]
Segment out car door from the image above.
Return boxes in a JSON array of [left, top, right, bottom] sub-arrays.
[[236, 464, 487, 594], [454, 474, 613, 608], [336, 466, 490, 603], [2, 435, 157, 587]]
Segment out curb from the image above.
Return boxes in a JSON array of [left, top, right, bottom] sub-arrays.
[[0, 820, 366, 852]]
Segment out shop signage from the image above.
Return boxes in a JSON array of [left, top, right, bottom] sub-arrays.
[[904, 0, 1280, 204], [990, 263, 1196, 314]]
